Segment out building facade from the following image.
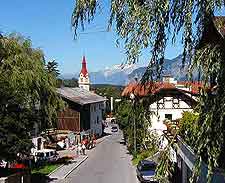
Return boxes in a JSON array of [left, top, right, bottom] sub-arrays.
[[90, 102, 105, 135], [57, 87, 106, 136], [122, 76, 199, 134]]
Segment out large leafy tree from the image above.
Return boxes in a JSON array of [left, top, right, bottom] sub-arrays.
[[72, 0, 225, 181], [116, 100, 152, 154], [0, 34, 63, 161]]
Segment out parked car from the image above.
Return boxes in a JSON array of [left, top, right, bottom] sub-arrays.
[[136, 160, 158, 183], [34, 149, 59, 163], [111, 126, 118, 132]]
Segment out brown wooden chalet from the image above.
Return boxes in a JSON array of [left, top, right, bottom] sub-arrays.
[[56, 87, 106, 133]]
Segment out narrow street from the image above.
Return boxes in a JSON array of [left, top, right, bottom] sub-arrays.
[[64, 130, 138, 183]]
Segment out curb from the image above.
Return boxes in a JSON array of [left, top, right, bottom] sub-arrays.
[[63, 155, 88, 179], [48, 164, 65, 177]]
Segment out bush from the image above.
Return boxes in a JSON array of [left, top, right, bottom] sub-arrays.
[[178, 111, 199, 148]]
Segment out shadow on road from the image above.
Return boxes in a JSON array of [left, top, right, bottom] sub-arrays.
[[31, 173, 57, 183], [117, 137, 127, 146], [101, 132, 111, 137]]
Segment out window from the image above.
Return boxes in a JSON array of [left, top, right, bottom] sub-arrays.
[[158, 98, 164, 104], [157, 98, 165, 109], [172, 98, 180, 108], [97, 116, 99, 124], [173, 98, 179, 104], [141, 164, 156, 171], [165, 114, 172, 121], [37, 152, 44, 157]]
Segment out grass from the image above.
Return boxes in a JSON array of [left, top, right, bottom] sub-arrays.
[[31, 164, 61, 175]]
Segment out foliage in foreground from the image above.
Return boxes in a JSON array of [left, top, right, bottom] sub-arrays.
[[116, 100, 159, 155], [0, 34, 64, 161], [72, 1, 225, 181], [179, 111, 199, 149]]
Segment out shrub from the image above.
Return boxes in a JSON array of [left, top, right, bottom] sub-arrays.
[[178, 111, 199, 148]]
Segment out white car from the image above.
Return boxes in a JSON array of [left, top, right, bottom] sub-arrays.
[[34, 149, 59, 163]]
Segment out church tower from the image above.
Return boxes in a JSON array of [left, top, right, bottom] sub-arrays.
[[78, 56, 90, 91]]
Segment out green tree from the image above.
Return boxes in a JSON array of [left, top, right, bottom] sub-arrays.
[[46, 60, 60, 77], [116, 100, 153, 154], [72, 1, 225, 181], [62, 78, 78, 87], [179, 111, 199, 148], [0, 34, 64, 161], [93, 85, 123, 113]]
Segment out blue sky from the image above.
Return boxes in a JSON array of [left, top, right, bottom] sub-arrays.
[[0, 0, 184, 74]]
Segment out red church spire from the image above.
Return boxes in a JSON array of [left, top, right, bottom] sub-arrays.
[[80, 56, 88, 77]]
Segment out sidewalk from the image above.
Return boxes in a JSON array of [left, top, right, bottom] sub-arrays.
[[48, 134, 110, 182], [49, 154, 88, 181]]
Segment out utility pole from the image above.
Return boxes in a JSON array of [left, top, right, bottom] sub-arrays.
[[130, 93, 136, 154], [133, 103, 136, 154]]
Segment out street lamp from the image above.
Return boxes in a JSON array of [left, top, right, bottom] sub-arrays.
[[130, 92, 137, 154]]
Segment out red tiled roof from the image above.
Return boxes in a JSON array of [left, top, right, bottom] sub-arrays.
[[122, 82, 176, 97], [122, 81, 203, 97]]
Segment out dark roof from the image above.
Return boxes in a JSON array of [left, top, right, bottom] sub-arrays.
[[214, 16, 225, 38], [57, 87, 107, 105]]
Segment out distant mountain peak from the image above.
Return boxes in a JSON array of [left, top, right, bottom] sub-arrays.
[[104, 63, 138, 74], [61, 54, 193, 85]]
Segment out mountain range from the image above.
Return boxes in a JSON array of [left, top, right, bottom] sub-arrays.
[[61, 55, 192, 86]]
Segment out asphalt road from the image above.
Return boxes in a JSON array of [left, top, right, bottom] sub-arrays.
[[64, 129, 138, 183]]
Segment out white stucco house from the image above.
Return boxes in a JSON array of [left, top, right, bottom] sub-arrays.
[[122, 76, 200, 135]]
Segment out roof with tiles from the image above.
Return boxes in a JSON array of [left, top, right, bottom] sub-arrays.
[[122, 81, 203, 97], [57, 87, 107, 105]]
